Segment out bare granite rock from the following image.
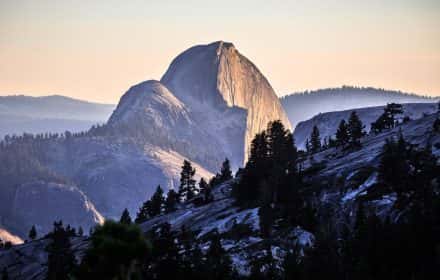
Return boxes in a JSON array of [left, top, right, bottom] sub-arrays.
[[161, 41, 291, 162]]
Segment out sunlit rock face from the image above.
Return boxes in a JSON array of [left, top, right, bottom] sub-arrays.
[[107, 79, 245, 171], [161, 41, 291, 163]]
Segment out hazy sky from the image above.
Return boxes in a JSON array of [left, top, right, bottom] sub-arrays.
[[1, 0, 439, 103]]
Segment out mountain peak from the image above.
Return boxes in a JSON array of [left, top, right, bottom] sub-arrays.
[[161, 41, 291, 162], [108, 80, 187, 127], [210, 40, 235, 54], [208, 40, 235, 48]]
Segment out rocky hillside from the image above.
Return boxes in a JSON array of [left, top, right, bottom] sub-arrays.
[[293, 102, 437, 150], [2, 111, 438, 279]]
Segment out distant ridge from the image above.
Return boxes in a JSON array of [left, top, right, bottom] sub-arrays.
[[0, 94, 115, 120], [280, 86, 438, 128], [0, 94, 115, 138]]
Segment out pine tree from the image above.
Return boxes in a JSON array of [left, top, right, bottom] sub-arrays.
[[336, 119, 349, 147], [28, 225, 37, 240], [302, 230, 341, 279], [371, 103, 403, 133], [149, 185, 165, 217], [119, 208, 132, 225], [266, 120, 298, 204], [348, 111, 365, 146], [258, 204, 274, 238], [164, 189, 179, 214], [310, 125, 321, 153], [65, 224, 75, 236], [219, 158, 233, 182], [77, 220, 150, 279], [210, 158, 234, 187], [378, 136, 409, 195], [179, 160, 196, 202], [46, 221, 76, 280], [135, 200, 151, 224], [232, 132, 269, 205], [385, 103, 403, 127], [205, 232, 233, 280], [78, 226, 84, 236], [147, 222, 181, 279], [199, 178, 213, 203], [233, 121, 300, 210]]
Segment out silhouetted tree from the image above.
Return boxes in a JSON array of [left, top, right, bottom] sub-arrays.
[[78, 226, 84, 236], [28, 225, 37, 241], [371, 103, 403, 133], [205, 231, 233, 280], [119, 208, 132, 225], [77, 221, 150, 279], [310, 125, 321, 153], [136, 199, 152, 224], [46, 221, 76, 280], [233, 131, 269, 205], [219, 158, 233, 182], [348, 111, 365, 146], [179, 160, 196, 202], [233, 121, 303, 226], [164, 189, 179, 214], [336, 119, 349, 147], [149, 185, 165, 217], [199, 178, 213, 203], [258, 204, 274, 238]]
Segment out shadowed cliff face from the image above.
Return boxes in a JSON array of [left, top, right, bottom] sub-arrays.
[[161, 41, 291, 162]]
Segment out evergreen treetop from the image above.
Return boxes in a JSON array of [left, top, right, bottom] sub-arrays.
[[219, 158, 233, 182], [335, 119, 349, 147], [135, 200, 151, 224], [119, 208, 132, 225], [28, 225, 37, 240], [46, 221, 76, 280], [348, 111, 365, 146], [179, 160, 196, 202], [149, 185, 165, 217], [371, 103, 403, 133], [310, 125, 321, 153], [164, 189, 179, 214]]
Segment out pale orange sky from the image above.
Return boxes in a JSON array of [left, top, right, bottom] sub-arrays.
[[0, 0, 439, 103]]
